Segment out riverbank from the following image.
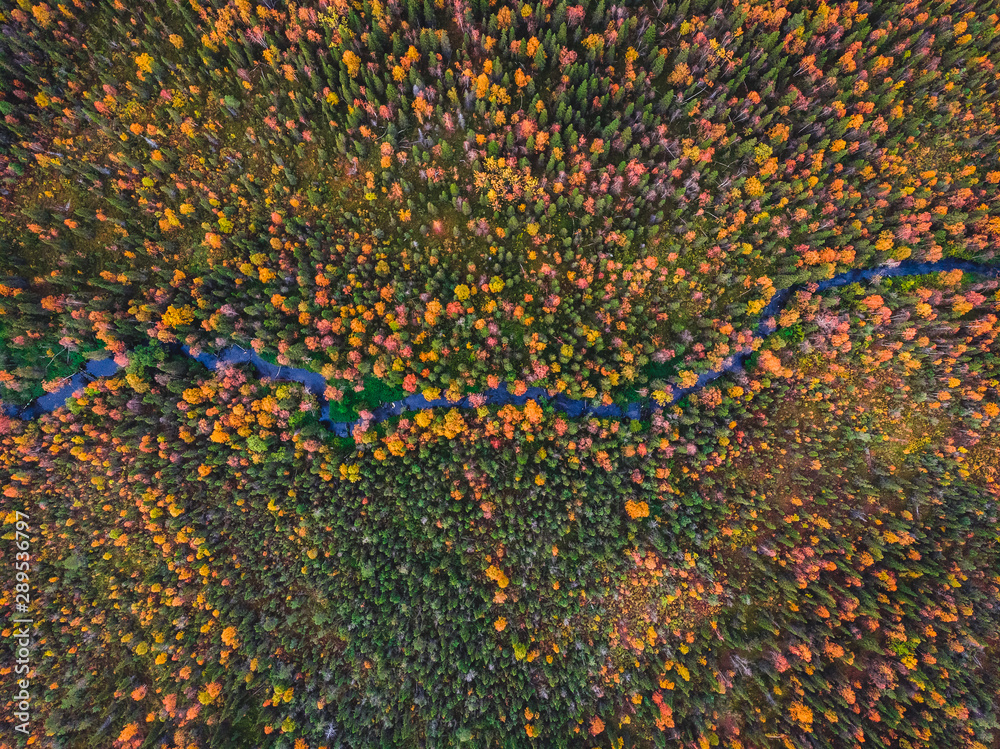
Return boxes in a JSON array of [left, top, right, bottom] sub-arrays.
[[5, 258, 998, 435]]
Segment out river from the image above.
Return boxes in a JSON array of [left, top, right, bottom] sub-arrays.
[[5, 258, 998, 437]]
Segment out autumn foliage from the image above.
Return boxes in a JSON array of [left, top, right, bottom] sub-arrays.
[[2, 0, 1000, 747]]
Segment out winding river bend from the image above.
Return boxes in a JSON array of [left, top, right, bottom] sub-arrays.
[[5, 259, 999, 437]]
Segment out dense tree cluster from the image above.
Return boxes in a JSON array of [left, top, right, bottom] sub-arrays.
[[3, 0, 1000, 408], [2, 278, 999, 747], [1, 0, 999, 746]]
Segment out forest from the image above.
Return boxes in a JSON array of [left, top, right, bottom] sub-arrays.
[[1, 0, 999, 746]]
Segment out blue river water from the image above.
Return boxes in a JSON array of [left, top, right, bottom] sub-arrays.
[[5, 259, 998, 436]]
